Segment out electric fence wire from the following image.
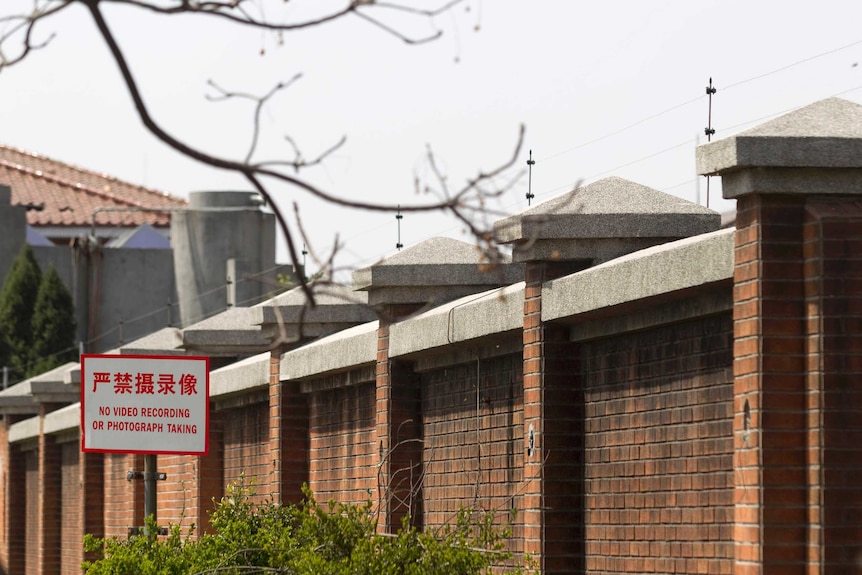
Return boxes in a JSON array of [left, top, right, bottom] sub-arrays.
[[13, 37, 862, 382], [322, 36, 862, 267]]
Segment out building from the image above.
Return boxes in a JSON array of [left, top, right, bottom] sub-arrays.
[[0, 97, 860, 574], [0, 146, 288, 372]]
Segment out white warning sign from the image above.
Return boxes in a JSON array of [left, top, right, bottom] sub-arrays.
[[81, 354, 210, 455]]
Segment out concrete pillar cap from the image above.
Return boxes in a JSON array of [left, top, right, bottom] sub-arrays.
[[697, 98, 862, 198], [493, 177, 718, 263]]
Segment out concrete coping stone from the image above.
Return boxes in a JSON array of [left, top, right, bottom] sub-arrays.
[[0, 361, 80, 405], [280, 320, 379, 381], [182, 309, 270, 351], [184, 308, 259, 332], [697, 98, 862, 177], [542, 228, 734, 322], [252, 283, 376, 326], [494, 176, 718, 244], [8, 416, 40, 444], [0, 380, 33, 397], [27, 362, 78, 386], [120, 327, 186, 355], [43, 403, 81, 436], [64, 366, 80, 385], [353, 237, 517, 291], [0, 386, 38, 410], [210, 351, 270, 398], [389, 282, 525, 358]]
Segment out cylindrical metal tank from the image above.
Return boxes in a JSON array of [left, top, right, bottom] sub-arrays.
[[172, 191, 275, 328]]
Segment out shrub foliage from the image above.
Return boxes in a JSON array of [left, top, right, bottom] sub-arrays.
[[83, 482, 529, 575]]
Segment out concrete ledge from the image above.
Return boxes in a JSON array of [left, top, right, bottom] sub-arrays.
[[253, 284, 374, 325], [44, 403, 81, 436], [64, 367, 80, 385], [182, 310, 268, 354], [9, 416, 40, 444], [210, 352, 270, 398], [28, 362, 81, 403], [569, 289, 731, 341], [543, 229, 734, 322], [0, 381, 42, 414], [719, 167, 862, 198], [389, 283, 524, 358], [353, 238, 515, 289], [280, 321, 378, 381], [121, 327, 186, 355]]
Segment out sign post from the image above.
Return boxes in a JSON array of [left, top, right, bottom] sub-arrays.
[[81, 354, 210, 533]]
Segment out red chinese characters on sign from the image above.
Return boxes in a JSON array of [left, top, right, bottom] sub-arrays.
[[92, 371, 199, 395]]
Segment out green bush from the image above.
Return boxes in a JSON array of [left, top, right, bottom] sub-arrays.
[[83, 482, 530, 575]]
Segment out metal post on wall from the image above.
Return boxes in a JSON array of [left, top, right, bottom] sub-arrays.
[[144, 454, 157, 525], [127, 455, 166, 536]]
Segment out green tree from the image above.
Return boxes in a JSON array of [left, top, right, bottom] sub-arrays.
[[29, 266, 77, 378], [0, 244, 42, 380]]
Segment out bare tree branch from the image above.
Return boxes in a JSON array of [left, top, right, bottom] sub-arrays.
[[5, 0, 524, 308], [206, 75, 302, 163], [0, 1, 70, 68], [98, 0, 464, 45]]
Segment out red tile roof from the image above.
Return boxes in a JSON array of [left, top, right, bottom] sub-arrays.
[[0, 144, 187, 229]]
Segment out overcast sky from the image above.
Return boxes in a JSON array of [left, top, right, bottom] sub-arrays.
[[3, 1, 862, 272]]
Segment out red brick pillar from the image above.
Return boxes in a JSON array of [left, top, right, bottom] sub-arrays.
[[732, 195, 809, 575], [376, 304, 423, 534], [1, 417, 27, 574], [269, 346, 308, 505], [0, 417, 9, 574], [194, 410, 223, 534], [698, 97, 862, 575], [522, 260, 586, 574], [37, 413, 62, 575], [80, 451, 104, 567]]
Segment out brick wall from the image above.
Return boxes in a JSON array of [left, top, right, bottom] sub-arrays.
[[308, 382, 376, 505], [158, 454, 198, 530], [25, 449, 38, 574], [582, 314, 734, 575], [540, 325, 585, 573], [80, 450, 104, 571], [0, 422, 7, 575], [5, 190, 860, 575], [196, 411, 224, 534], [268, 347, 309, 505], [39, 435, 62, 575], [222, 400, 270, 498], [421, 353, 524, 557], [4, 442, 25, 575], [103, 453, 143, 537], [59, 442, 80, 575], [386, 361, 422, 529]]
